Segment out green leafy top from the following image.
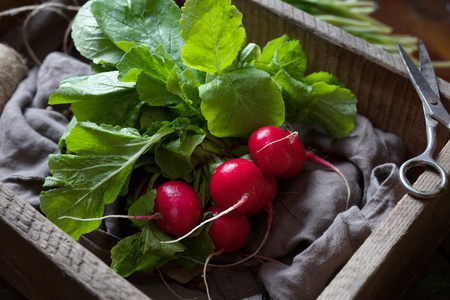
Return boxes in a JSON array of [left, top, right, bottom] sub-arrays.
[[180, 0, 246, 74], [40, 0, 357, 278]]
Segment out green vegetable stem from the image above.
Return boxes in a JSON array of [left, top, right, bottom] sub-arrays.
[[281, 0, 419, 56], [39, 0, 357, 277]]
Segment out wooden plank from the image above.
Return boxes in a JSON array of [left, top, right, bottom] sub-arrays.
[[318, 141, 450, 299], [0, 182, 151, 300]]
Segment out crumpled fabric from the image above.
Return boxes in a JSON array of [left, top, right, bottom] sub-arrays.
[[0, 51, 406, 300], [258, 163, 404, 300]]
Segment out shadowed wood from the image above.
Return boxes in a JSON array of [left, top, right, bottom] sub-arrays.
[[0, 182, 151, 300]]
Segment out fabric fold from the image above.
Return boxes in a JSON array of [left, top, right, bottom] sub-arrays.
[[259, 163, 403, 300]]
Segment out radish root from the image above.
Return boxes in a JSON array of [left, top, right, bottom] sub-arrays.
[[212, 202, 274, 268], [255, 131, 297, 154], [58, 213, 163, 221], [203, 250, 222, 300], [156, 267, 198, 300], [180, 203, 277, 267], [161, 193, 250, 244]]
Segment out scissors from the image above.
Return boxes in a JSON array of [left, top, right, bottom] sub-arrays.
[[398, 41, 450, 199]]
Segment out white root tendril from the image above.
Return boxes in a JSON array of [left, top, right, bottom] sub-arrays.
[[255, 131, 298, 153], [160, 193, 250, 245], [203, 251, 221, 300], [0, 3, 80, 65], [209, 202, 274, 268], [156, 267, 198, 300], [179, 203, 276, 268], [58, 213, 163, 221], [0, 3, 79, 17]]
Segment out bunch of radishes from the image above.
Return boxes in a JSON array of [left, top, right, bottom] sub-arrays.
[[151, 125, 350, 254], [61, 124, 349, 299]]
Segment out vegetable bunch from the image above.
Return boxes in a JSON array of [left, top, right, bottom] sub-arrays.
[[282, 0, 419, 55], [39, 0, 357, 277]]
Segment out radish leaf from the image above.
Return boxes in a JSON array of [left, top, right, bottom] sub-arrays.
[[91, 0, 184, 68], [307, 82, 358, 138], [49, 71, 143, 128], [71, 0, 124, 66], [199, 68, 285, 138], [40, 122, 174, 240], [273, 69, 314, 121], [155, 127, 206, 179], [259, 34, 291, 64], [128, 188, 157, 227], [180, 0, 246, 74], [111, 223, 185, 277], [117, 45, 175, 83]]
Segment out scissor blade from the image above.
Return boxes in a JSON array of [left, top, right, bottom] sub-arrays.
[[397, 43, 450, 129], [418, 40, 440, 99]]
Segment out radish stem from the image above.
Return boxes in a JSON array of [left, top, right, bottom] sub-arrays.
[[306, 151, 351, 210]]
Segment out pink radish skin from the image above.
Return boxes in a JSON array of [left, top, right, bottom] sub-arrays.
[[154, 181, 202, 236], [248, 126, 294, 176], [247, 175, 277, 216], [205, 206, 250, 253], [278, 129, 307, 179], [210, 158, 264, 215]]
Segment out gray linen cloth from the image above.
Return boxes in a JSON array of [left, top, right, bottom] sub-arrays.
[[0, 52, 406, 300]]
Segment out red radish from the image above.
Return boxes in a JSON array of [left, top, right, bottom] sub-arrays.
[[205, 206, 250, 253], [247, 175, 277, 215], [287, 132, 351, 209], [210, 158, 264, 214], [249, 126, 351, 209], [153, 181, 202, 236], [161, 193, 250, 245], [278, 129, 307, 179], [248, 126, 294, 176]]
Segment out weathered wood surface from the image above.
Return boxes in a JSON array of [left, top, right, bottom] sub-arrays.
[[0, 182, 151, 300]]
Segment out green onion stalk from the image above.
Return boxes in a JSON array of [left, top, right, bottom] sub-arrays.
[[282, 0, 450, 69]]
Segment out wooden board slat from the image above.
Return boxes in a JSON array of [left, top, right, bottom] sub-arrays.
[[318, 141, 450, 299], [0, 182, 151, 300]]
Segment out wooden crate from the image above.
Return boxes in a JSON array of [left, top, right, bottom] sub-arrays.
[[1, 0, 450, 299]]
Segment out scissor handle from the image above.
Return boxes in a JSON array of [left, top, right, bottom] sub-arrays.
[[399, 154, 448, 199]]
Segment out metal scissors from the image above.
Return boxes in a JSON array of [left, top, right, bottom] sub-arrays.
[[398, 41, 450, 199]]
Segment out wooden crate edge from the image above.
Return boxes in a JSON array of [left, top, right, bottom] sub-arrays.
[[0, 182, 151, 300], [318, 140, 450, 299]]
